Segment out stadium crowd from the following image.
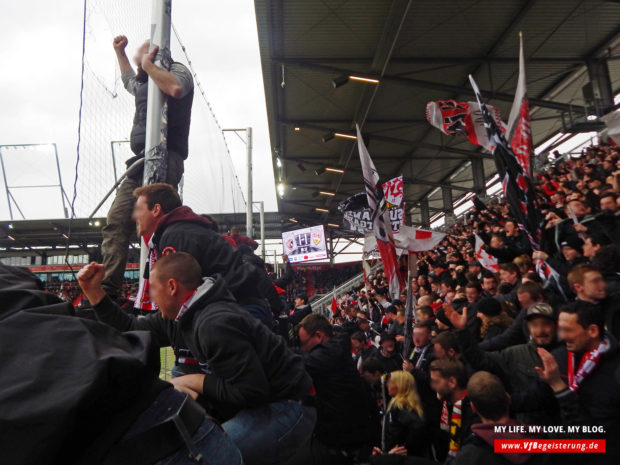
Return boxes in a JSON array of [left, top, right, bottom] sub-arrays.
[[3, 30, 619, 465]]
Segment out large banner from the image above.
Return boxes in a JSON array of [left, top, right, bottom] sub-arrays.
[[341, 175, 404, 234]]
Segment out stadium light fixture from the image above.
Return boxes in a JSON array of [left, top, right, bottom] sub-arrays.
[[349, 75, 380, 84], [325, 167, 344, 174], [315, 207, 329, 213], [289, 218, 298, 223], [277, 182, 285, 197], [7, 235, 15, 241], [334, 132, 357, 140], [332, 75, 349, 88], [319, 191, 336, 196], [294, 127, 301, 132], [322, 133, 334, 143], [327, 223, 340, 228], [7, 224, 13, 229], [315, 166, 326, 176], [276, 157, 282, 168]]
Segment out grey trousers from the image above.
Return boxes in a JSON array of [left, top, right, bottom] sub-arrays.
[[101, 152, 184, 299]]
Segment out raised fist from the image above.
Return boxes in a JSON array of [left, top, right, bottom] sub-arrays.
[[113, 35, 128, 52]]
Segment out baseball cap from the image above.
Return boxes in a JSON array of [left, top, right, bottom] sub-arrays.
[[525, 303, 556, 321]]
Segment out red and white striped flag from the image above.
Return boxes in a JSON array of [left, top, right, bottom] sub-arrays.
[[474, 234, 499, 273], [506, 32, 532, 177]]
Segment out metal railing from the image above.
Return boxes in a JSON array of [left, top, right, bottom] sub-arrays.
[[310, 262, 382, 315]]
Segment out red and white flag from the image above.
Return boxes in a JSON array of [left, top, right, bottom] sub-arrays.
[[474, 234, 499, 273], [357, 125, 404, 298], [426, 100, 505, 152], [394, 225, 446, 252], [506, 32, 532, 177], [331, 290, 339, 315]]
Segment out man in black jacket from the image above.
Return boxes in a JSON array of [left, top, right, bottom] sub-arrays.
[[536, 301, 620, 464], [0, 263, 241, 465], [130, 183, 272, 326], [78, 252, 316, 465], [291, 313, 377, 464]]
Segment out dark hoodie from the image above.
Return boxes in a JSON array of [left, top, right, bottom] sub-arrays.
[[453, 420, 551, 465], [149, 206, 264, 306], [178, 276, 312, 414]]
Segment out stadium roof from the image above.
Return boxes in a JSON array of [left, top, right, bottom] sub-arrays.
[[255, 0, 620, 227]]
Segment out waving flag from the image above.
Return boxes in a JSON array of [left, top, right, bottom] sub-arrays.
[[475, 234, 499, 273], [506, 33, 532, 177], [469, 75, 541, 249], [394, 225, 446, 252], [357, 125, 404, 298], [536, 259, 568, 302], [426, 100, 505, 151]]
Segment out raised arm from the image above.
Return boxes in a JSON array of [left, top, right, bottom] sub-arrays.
[[113, 35, 138, 95]]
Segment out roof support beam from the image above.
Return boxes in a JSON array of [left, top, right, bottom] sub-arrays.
[[274, 56, 589, 65], [280, 121, 492, 159], [275, 60, 587, 115]]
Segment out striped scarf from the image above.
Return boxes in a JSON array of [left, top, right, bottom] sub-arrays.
[[568, 337, 610, 391], [439, 392, 467, 457]]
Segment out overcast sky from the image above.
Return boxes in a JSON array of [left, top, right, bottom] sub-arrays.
[[0, 0, 277, 221]]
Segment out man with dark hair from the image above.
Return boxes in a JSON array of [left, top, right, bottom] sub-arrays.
[[290, 293, 313, 326], [128, 183, 271, 325], [537, 300, 620, 463], [431, 330, 462, 361], [481, 274, 498, 297], [377, 332, 403, 373], [454, 372, 550, 465], [429, 358, 478, 461], [78, 252, 316, 465], [497, 262, 521, 308], [102, 35, 194, 301], [294, 313, 376, 464], [582, 232, 612, 259]]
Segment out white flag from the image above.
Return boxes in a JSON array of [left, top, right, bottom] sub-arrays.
[[357, 125, 393, 243], [474, 234, 499, 273], [393, 225, 446, 252]]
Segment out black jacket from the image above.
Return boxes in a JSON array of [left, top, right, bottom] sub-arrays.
[[551, 334, 620, 464], [385, 406, 429, 457], [289, 304, 312, 326], [150, 206, 264, 306], [302, 332, 376, 448], [178, 277, 312, 413], [456, 329, 561, 425], [453, 421, 552, 465], [0, 264, 167, 465]]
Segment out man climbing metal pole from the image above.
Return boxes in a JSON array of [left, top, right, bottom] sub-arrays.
[[100, 0, 194, 306]]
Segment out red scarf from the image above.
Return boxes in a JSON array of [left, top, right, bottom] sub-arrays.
[[568, 337, 610, 391]]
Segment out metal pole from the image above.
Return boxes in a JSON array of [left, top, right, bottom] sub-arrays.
[[0, 150, 13, 220], [258, 201, 265, 261], [52, 144, 69, 219], [141, 0, 172, 281], [246, 127, 253, 238], [144, 0, 171, 186]]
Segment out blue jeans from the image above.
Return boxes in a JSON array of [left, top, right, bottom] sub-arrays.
[[223, 400, 317, 465], [155, 417, 243, 465]]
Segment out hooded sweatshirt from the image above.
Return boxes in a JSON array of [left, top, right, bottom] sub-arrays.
[[453, 419, 549, 465], [139, 206, 265, 308]]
